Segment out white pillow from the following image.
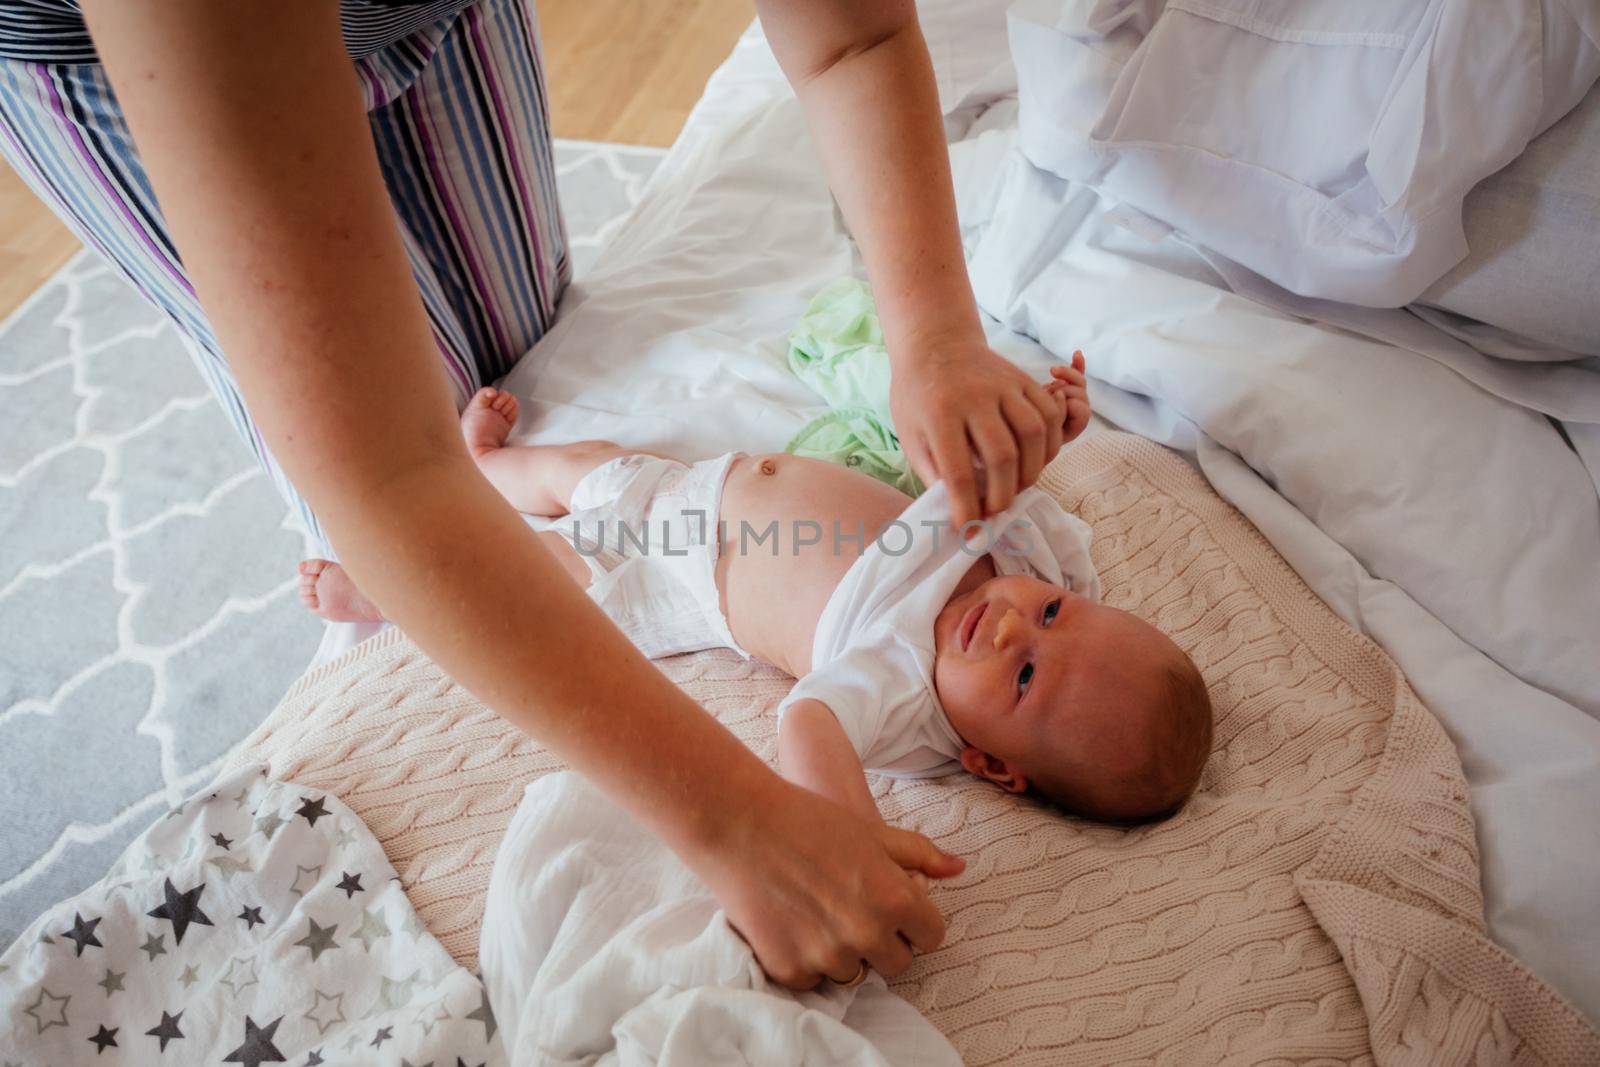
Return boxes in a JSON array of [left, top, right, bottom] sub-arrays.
[[1420, 84, 1600, 357], [1007, 0, 1600, 307]]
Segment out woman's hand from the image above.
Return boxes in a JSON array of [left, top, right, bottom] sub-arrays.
[[892, 324, 1067, 528], [690, 775, 964, 989]]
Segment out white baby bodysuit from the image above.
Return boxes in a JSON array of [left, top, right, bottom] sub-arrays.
[[777, 481, 1101, 778]]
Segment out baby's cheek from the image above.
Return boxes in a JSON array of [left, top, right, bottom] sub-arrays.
[[936, 661, 987, 724]]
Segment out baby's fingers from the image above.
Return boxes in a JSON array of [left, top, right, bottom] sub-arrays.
[[1065, 397, 1091, 442]]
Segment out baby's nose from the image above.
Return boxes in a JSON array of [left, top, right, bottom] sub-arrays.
[[992, 608, 1024, 651]]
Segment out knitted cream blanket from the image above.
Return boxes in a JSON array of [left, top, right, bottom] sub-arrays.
[[227, 432, 1598, 1064]]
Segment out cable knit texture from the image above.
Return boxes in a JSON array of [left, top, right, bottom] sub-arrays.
[[225, 432, 1598, 1064]]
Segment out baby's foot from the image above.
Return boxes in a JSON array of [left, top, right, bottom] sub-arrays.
[[297, 559, 385, 623], [461, 387, 519, 455]]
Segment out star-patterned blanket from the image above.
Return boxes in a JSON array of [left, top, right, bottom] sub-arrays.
[[0, 764, 504, 1066]]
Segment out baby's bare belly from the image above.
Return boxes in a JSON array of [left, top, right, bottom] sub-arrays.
[[714, 453, 913, 677]]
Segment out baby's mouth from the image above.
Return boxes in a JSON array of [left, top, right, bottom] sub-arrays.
[[959, 600, 988, 653]]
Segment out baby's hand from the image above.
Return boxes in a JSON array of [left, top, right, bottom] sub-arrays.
[[1044, 350, 1091, 444]]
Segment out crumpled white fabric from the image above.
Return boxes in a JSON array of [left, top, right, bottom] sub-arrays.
[[1007, 0, 1600, 308], [479, 773, 962, 1066]]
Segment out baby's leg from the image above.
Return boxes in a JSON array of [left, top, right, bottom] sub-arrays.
[[460, 387, 666, 515]]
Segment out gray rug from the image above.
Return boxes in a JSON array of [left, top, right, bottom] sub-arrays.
[[0, 139, 664, 945]]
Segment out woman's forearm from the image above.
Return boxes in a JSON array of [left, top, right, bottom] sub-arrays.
[[82, 0, 782, 855], [346, 455, 783, 853], [758, 0, 982, 358]]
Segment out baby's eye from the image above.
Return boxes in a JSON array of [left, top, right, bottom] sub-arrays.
[[1042, 599, 1061, 625], [1017, 662, 1035, 697]]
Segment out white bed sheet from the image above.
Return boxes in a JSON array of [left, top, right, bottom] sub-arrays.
[[324, 11, 1600, 1024]]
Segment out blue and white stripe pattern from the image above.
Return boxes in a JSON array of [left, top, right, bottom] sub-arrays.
[[0, 0, 478, 63], [0, 0, 569, 544]]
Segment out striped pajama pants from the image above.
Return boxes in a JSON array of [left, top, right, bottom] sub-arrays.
[[0, 0, 569, 545]]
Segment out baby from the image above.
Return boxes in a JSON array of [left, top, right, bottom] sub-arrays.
[[299, 360, 1212, 824]]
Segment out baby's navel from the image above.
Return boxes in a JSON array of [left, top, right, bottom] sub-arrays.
[[758, 458, 777, 476]]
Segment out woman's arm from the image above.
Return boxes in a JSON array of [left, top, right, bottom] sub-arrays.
[[758, 0, 1066, 528], [81, 0, 960, 991], [777, 699, 881, 824]]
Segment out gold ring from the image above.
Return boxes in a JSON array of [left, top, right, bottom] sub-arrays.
[[836, 962, 869, 989]]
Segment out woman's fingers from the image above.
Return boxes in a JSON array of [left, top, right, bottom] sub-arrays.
[[968, 408, 1020, 517], [865, 934, 915, 979], [928, 417, 982, 529], [902, 432, 936, 496], [1000, 391, 1048, 493]]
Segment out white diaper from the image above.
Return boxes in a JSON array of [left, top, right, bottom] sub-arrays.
[[539, 452, 751, 660]]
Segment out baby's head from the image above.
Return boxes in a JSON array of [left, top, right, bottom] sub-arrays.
[[933, 574, 1212, 822]]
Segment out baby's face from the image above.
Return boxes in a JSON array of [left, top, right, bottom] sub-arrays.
[[933, 574, 1076, 741], [932, 573, 1183, 799]]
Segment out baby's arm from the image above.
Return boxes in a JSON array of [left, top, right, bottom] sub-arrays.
[[778, 700, 937, 892], [777, 699, 882, 825]]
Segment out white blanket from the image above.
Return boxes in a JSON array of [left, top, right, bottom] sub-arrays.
[[479, 773, 962, 1066], [487, 16, 1600, 1024]]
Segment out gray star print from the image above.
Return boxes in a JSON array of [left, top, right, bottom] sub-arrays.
[[147, 878, 214, 944], [371, 970, 418, 1015], [98, 968, 126, 997], [140, 931, 168, 961], [303, 988, 347, 1036], [289, 864, 323, 898], [145, 1009, 185, 1051], [252, 810, 287, 840], [295, 795, 331, 826], [352, 905, 391, 951], [208, 854, 257, 882], [464, 987, 497, 1040], [22, 986, 70, 1034], [220, 955, 261, 998], [61, 912, 103, 956], [295, 917, 340, 961], [222, 1013, 287, 1067]]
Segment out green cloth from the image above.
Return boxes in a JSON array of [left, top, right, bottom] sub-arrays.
[[783, 277, 924, 496]]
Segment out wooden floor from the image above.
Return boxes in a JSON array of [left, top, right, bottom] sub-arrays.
[[0, 0, 754, 320]]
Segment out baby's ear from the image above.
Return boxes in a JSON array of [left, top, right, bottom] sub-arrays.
[[960, 747, 1029, 793]]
